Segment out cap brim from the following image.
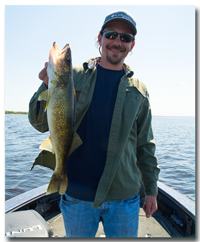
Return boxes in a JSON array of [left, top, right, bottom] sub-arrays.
[[101, 18, 137, 36]]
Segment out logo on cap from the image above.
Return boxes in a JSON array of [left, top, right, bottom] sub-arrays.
[[110, 13, 135, 25]]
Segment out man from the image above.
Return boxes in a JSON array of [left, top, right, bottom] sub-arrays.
[[28, 10, 160, 237]]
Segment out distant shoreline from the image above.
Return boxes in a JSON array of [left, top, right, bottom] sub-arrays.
[[5, 111, 28, 115], [4, 111, 194, 117]]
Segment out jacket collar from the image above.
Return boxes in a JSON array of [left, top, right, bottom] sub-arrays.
[[83, 57, 134, 78]]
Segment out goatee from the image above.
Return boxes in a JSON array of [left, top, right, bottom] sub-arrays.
[[106, 45, 126, 65]]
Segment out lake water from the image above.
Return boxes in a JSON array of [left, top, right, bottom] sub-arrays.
[[5, 114, 195, 202]]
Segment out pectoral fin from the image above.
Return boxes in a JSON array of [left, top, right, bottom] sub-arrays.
[[68, 132, 83, 157], [39, 136, 55, 154], [38, 89, 51, 111], [50, 80, 59, 85], [38, 90, 48, 101]]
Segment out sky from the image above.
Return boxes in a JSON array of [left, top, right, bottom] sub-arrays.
[[4, 4, 196, 116]]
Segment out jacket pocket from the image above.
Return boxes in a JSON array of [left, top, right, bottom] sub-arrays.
[[123, 89, 143, 118]]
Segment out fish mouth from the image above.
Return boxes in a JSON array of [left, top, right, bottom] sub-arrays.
[[53, 42, 71, 60], [49, 42, 72, 73]]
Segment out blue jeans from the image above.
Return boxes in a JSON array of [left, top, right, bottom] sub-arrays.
[[60, 193, 140, 237]]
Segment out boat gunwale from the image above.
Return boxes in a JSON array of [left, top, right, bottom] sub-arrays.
[[5, 181, 195, 223], [5, 184, 48, 214], [157, 181, 195, 221]]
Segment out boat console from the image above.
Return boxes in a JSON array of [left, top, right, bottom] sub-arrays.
[[5, 210, 53, 237]]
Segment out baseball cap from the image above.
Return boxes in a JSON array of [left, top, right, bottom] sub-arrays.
[[100, 10, 137, 36]]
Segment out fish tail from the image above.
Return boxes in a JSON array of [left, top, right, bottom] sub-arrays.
[[46, 171, 68, 195]]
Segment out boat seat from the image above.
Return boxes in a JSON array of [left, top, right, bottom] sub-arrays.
[[5, 210, 53, 237]]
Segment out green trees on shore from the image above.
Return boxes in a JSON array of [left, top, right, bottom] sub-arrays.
[[5, 111, 28, 114]]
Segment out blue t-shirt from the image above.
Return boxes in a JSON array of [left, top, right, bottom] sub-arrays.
[[66, 64, 125, 201]]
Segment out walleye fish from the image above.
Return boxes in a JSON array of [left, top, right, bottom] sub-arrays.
[[37, 42, 82, 195]]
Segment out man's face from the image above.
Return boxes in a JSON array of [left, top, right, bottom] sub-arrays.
[[98, 22, 135, 69]]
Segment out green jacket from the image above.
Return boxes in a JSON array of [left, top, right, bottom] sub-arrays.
[[28, 57, 160, 208]]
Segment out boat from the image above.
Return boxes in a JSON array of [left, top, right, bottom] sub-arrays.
[[5, 181, 195, 238]]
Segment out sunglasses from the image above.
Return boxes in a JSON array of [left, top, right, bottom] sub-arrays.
[[101, 30, 135, 43]]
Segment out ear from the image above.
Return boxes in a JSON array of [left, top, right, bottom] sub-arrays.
[[98, 33, 102, 46], [130, 40, 135, 51]]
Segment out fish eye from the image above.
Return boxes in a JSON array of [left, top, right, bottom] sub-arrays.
[[66, 55, 71, 61]]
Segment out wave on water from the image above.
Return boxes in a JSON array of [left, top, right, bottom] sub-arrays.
[[5, 115, 195, 202]]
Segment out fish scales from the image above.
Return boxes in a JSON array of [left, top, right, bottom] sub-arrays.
[[48, 83, 73, 168]]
